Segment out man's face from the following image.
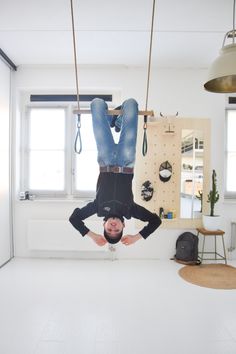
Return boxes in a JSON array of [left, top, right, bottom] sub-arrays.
[[103, 217, 125, 238]]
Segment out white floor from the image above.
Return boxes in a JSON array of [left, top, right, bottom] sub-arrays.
[[1, 259, 236, 354]]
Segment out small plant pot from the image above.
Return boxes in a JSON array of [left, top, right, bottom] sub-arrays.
[[202, 215, 221, 231]]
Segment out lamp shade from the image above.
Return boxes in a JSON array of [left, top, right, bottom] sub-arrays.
[[204, 43, 236, 93]]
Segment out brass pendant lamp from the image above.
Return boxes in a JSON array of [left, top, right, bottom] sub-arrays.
[[204, 0, 236, 93]]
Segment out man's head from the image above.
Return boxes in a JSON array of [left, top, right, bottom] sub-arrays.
[[103, 216, 125, 244]]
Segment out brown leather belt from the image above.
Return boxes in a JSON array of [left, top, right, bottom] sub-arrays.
[[100, 166, 134, 174]]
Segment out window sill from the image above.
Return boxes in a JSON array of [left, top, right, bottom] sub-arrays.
[[16, 197, 93, 203], [223, 199, 236, 204]]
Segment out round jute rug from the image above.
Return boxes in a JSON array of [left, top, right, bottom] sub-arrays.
[[179, 264, 236, 289]]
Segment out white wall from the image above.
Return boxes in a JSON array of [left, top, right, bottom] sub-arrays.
[[0, 59, 13, 266], [13, 64, 235, 259]]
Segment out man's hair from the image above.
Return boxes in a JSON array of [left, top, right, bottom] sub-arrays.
[[103, 229, 123, 244]]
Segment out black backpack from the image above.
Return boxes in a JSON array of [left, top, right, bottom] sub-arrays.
[[174, 232, 201, 265]]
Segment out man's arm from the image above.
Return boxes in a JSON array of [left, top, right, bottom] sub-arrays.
[[69, 201, 97, 236], [131, 203, 162, 239], [121, 204, 161, 246], [69, 202, 107, 246]]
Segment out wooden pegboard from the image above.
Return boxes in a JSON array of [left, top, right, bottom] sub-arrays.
[[134, 117, 210, 227], [135, 117, 181, 218]]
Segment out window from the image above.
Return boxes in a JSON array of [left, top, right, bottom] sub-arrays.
[[225, 109, 236, 198], [73, 113, 98, 195], [27, 107, 66, 192], [21, 94, 117, 199]]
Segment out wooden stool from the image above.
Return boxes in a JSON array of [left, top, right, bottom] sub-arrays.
[[196, 228, 227, 265]]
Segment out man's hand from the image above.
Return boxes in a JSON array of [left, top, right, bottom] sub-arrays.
[[121, 233, 142, 246], [87, 231, 107, 246]]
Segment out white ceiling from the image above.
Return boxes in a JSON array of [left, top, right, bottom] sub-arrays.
[[0, 0, 234, 68]]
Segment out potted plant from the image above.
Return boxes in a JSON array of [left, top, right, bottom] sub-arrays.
[[202, 169, 221, 230]]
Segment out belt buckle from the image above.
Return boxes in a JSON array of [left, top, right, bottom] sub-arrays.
[[111, 166, 122, 173]]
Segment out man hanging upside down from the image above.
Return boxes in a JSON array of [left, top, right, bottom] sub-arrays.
[[69, 98, 161, 246]]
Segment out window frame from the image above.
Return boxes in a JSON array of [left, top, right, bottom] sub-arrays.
[[20, 92, 119, 199], [70, 108, 99, 199], [23, 104, 69, 197]]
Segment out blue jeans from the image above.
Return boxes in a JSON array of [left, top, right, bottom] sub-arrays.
[[91, 98, 138, 168]]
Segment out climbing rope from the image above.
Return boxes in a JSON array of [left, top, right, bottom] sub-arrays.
[[142, 0, 156, 156], [70, 0, 82, 154], [70, 0, 156, 156]]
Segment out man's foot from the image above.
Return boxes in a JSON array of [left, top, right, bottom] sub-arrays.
[[110, 106, 122, 132]]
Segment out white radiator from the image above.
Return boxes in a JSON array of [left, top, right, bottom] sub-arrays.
[[27, 219, 105, 251]]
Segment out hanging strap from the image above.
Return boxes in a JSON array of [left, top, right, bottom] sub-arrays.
[[142, 0, 156, 156], [142, 115, 148, 156], [70, 0, 82, 154], [74, 114, 82, 154]]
